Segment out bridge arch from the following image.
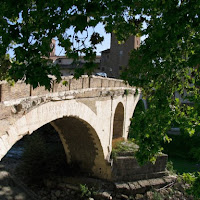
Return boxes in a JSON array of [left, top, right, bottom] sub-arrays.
[[128, 98, 146, 139], [112, 102, 125, 139], [51, 116, 105, 177], [0, 100, 111, 179], [133, 99, 146, 117]]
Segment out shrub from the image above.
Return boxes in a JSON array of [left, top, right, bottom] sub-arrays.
[[79, 184, 96, 199], [178, 172, 200, 199], [166, 161, 176, 175], [186, 172, 200, 200], [181, 173, 196, 185]]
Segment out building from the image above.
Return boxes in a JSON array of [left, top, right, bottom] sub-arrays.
[[52, 56, 101, 76], [50, 34, 140, 77], [100, 33, 140, 78], [49, 39, 101, 76]]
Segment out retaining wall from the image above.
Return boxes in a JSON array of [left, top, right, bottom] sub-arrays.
[[112, 154, 168, 181]]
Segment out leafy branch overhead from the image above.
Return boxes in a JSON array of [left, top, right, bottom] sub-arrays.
[[0, 0, 141, 87], [0, 0, 158, 85], [121, 0, 200, 164], [0, 0, 200, 163]]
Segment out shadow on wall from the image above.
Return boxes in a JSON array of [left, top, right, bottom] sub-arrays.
[[128, 99, 146, 139], [6, 124, 71, 185], [113, 102, 124, 139]]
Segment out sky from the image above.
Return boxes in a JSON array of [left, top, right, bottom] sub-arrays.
[[8, 22, 145, 58], [51, 21, 147, 56], [55, 23, 111, 56], [7, 23, 111, 58]]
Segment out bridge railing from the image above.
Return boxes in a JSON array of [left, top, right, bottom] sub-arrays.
[[0, 76, 130, 102]]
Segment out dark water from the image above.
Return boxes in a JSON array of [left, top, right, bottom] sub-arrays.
[[4, 141, 24, 159], [5, 146, 24, 159]]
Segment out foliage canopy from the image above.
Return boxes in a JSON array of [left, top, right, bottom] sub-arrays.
[[0, 0, 200, 163]]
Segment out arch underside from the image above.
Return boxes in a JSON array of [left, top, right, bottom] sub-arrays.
[[52, 116, 103, 176], [0, 100, 111, 179], [113, 102, 124, 139], [128, 98, 146, 139]]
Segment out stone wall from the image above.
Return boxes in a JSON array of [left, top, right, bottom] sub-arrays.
[[0, 76, 128, 102], [112, 154, 168, 181]]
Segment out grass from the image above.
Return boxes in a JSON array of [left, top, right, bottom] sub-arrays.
[[111, 138, 139, 158], [168, 156, 199, 174]]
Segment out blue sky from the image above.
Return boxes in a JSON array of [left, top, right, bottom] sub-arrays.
[[8, 22, 146, 58], [7, 23, 111, 58], [55, 23, 111, 56]]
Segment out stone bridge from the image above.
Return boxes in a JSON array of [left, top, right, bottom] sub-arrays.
[[0, 76, 142, 180]]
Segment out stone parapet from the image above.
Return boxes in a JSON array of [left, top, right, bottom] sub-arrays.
[[0, 82, 31, 102], [0, 76, 130, 102]]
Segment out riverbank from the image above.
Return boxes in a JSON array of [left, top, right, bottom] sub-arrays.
[[0, 153, 195, 200], [0, 127, 196, 200]]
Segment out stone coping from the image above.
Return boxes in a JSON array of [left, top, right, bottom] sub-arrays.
[[0, 76, 139, 103]]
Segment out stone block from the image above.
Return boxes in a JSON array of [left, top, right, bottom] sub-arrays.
[[120, 82, 127, 87], [102, 79, 109, 87], [128, 182, 145, 194], [108, 80, 115, 87], [163, 176, 176, 184], [138, 180, 150, 188], [53, 79, 70, 92], [114, 80, 121, 87], [90, 77, 102, 88], [131, 174, 147, 181], [0, 105, 11, 119], [1, 82, 30, 101], [148, 178, 166, 189], [31, 85, 51, 96], [114, 183, 130, 194], [70, 78, 82, 90], [82, 77, 89, 88]]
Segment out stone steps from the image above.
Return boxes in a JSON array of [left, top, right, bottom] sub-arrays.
[[114, 175, 176, 196]]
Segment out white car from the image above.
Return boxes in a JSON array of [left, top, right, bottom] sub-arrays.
[[95, 72, 107, 78]]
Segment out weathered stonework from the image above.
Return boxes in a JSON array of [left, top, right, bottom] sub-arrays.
[[0, 76, 143, 180], [112, 154, 168, 182]]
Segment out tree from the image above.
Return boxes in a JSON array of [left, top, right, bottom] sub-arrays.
[[0, 0, 200, 163], [121, 0, 200, 164]]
